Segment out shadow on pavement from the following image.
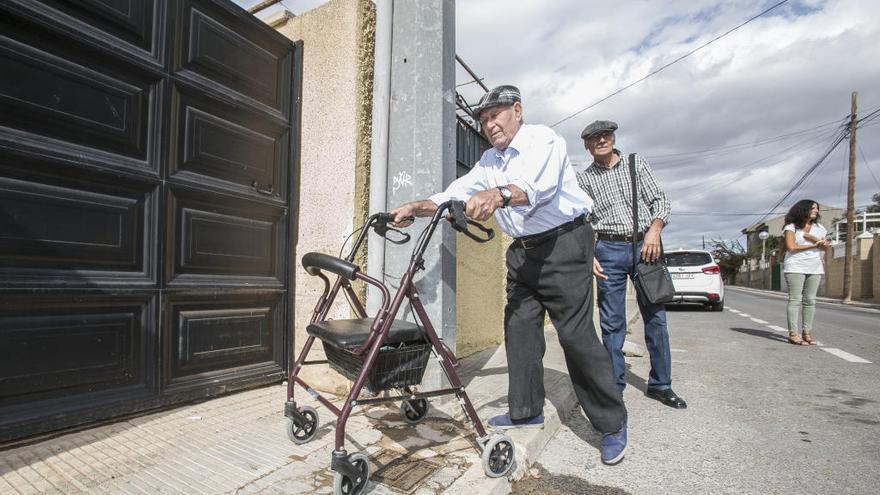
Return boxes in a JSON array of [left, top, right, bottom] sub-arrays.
[[729, 326, 789, 344]]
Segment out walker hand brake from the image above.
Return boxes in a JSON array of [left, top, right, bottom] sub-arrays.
[[373, 213, 412, 244], [447, 201, 495, 243]]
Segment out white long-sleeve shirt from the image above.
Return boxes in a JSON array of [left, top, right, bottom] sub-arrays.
[[429, 124, 593, 237]]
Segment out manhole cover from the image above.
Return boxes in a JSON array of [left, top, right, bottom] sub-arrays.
[[372, 449, 442, 492]]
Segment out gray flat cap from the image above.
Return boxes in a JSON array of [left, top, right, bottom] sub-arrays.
[[472, 85, 521, 119], [580, 120, 618, 139]]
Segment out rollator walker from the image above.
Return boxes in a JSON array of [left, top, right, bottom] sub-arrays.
[[283, 200, 516, 495]]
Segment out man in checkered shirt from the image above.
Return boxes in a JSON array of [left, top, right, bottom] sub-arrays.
[[576, 120, 687, 410]]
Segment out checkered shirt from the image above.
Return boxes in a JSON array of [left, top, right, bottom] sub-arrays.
[[576, 150, 670, 236]]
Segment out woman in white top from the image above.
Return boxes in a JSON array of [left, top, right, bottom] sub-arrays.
[[782, 200, 828, 345]]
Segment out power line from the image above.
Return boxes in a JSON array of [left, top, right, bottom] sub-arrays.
[[671, 211, 787, 216], [550, 0, 790, 128], [858, 143, 880, 189], [648, 117, 846, 160], [663, 125, 845, 195], [753, 125, 849, 225]]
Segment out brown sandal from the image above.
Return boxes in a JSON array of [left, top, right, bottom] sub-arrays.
[[802, 331, 817, 345], [788, 331, 807, 346]]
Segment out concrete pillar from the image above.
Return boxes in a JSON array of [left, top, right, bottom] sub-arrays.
[[386, 0, 456, 387]]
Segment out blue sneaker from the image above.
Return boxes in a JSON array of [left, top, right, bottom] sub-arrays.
[[487, 412, 544, 430], [600, 421, 627, 465]]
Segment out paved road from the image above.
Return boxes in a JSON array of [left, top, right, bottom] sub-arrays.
[[514, 287, 880, 495]]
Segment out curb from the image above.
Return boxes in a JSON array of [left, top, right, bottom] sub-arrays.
[[728, 285, 880, 311], [444, 327, 579, 494]]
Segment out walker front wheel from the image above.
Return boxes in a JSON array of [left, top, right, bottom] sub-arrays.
[[481, 433, 515, 478], [332, 452, 370, 495]]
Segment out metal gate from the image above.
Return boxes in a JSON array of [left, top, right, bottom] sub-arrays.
[[0, 0, 301, 443]]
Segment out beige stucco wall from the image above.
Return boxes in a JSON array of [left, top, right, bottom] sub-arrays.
[[455, 219, 509, 357], [269, 0, 375, 394]]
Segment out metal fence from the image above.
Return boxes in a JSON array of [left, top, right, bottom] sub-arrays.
[[456, 116, 489, 178]]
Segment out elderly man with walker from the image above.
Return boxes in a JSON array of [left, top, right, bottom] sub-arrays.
[[390, 86, 629, 465]]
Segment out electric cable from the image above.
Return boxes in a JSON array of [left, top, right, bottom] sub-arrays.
[[550, 0, 790, 128], [753, 125, 849, 225], [857, 143, 880, 189], [648, 116, 846, 160]]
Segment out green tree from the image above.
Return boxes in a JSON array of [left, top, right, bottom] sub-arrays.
[[710, 238, 747, 285], [867, 192, 880, 213]]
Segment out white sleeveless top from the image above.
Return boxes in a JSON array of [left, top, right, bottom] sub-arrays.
[[782, 223, 826, 275]]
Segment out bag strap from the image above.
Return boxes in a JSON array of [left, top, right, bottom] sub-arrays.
[[629, 153, 638, 273]]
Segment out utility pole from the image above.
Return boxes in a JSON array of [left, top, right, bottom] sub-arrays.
[[843, 92, 858, 303]]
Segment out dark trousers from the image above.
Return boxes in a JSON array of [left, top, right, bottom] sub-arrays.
[[504, 222, 626, 433]]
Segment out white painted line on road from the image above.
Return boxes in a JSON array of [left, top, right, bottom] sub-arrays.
[[739, 313, 751, 317], [728, 309, 740, 313], [821, 348, 872, 363], [750, 318, 769, 324], [766, 325, 788, 333]]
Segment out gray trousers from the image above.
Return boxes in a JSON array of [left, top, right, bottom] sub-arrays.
[[504, 221, 627, 433], [785, 272, 822, 331]]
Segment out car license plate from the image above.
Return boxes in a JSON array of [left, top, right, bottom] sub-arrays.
[[671, 273, 694, 279]]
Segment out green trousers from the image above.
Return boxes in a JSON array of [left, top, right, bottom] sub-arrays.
[[785, 273, 822, 332]]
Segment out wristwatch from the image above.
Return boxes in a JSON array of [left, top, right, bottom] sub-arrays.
[[496, 186, 512, 208]]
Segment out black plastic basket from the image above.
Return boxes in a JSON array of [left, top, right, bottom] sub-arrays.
[[323, 340, 432, 392]]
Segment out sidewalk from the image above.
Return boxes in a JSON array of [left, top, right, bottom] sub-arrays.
[[0, 296, 641, 495]]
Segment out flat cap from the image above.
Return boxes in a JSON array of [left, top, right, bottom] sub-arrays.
[[472, 85, 521, 119], [580, 120, 618, 139]]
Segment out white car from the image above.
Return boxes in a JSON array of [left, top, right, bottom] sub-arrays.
[[664, 249, 725, 311]]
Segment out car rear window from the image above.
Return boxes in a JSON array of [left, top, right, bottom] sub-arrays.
[[665, 252, 713, 267]]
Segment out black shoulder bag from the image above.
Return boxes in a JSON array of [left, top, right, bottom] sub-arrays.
[[629, 153, 676, 304]]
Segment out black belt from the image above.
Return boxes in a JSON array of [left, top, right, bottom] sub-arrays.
[[514, 215, 586, 250], [597, 232, 644, 242]]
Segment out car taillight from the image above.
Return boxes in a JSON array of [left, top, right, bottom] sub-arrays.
[[702, 265, 720, 274]]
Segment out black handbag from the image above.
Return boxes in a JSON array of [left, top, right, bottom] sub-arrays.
[[628, 153, 676, 304]]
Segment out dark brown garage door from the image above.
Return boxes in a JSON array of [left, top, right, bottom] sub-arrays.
[[0, 0, 300, 443]]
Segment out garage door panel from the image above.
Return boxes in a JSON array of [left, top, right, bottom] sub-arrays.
[[0, 174, 153, 283], [2, 0, 164, 63], [163, 293, 283, 391], [0, 294, 154, 407], [167, 188, 284, 285], [169, 86, 287, 201], [0, 38, 160, 166], [174, 0, 291, 117]]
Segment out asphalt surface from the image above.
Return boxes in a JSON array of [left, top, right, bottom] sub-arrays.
[[515, 287, 880, 495]]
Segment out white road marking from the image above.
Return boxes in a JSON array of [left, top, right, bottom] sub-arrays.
[[767, 325, 788, 333], [728, 309, 741, 313], [750, 317, 769, 324], [739, 313, 751, 317], [820, 348, 872, 363]]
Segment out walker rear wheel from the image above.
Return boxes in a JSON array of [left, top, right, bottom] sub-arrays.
[[400, 399, 429, 424], [286, 405, 318, 444]]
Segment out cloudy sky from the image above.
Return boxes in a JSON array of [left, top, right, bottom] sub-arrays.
[[245, 0, 880, 250]]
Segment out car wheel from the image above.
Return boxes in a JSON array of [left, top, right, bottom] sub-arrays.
[[711, 300, 724, 312]]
